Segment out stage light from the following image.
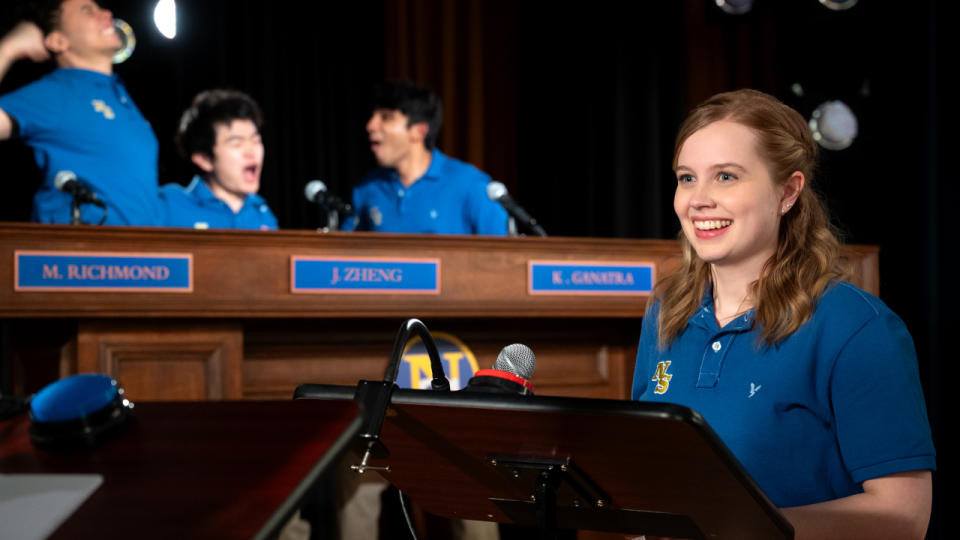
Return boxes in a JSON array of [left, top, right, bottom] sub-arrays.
[[715, 0, 754, 15], [808, 100, 858, 150], [153, 0, 176, 39], [111, 18, 135, 64], [819, 0, 858, 11]]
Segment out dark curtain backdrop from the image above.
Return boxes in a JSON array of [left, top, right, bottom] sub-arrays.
[[0, 0, 954, 537], [383, 0, 518, 196]]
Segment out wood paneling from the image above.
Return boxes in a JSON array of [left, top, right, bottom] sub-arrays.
[[76, 321, 242, 401], [0, 223, 879, 403]]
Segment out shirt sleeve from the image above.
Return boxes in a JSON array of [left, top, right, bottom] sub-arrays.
[[470, 180, 508, 236], [262, 205, 279, 230], [631, 303, 660, 400], [0, 78, 63, 139], [341, 185, 363, 232], [830, 308, 936, 483]]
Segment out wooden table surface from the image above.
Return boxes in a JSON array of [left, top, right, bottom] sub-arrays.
[[0, 399, 360, 539]]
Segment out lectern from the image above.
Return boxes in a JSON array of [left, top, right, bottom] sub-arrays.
[[295, 384, 794, 539]]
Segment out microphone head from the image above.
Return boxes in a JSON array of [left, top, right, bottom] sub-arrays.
[[304, 179, 327, 202], [486, 181, 507, 201], [54, 170, 77, 192], [494, 343, 536, 380]]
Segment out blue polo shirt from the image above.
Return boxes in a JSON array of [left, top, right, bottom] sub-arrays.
[[632, 282, 935, 508], [0, 68, 162, 226], [343, 149, 508, 235], [160, 176, 278, 230]]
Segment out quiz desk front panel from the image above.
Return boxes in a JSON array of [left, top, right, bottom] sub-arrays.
[[0, 222, 879, 401]]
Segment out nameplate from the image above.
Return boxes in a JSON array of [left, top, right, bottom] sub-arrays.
[[528, 260, 654, 295], [14, 251, 193, 292], [291, 256, 440, 294]]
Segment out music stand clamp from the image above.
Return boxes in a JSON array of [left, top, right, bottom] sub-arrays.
[[351, 318, 449, 474], [486, 455, 609, 539]]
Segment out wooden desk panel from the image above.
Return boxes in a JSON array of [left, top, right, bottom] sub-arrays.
[[0, 223, 879, 401], [1, 223, 680, 318]]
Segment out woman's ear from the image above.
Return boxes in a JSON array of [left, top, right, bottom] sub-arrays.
[[780, 171, 805, 215]]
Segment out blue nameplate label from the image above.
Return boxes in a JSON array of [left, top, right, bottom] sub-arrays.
[[291, 256, 440, 294], [528, 261, 654, 295], [15, 251, 193, 292]]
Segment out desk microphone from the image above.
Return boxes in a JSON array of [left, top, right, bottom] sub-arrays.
[[304, 179, 330, 203], [463, 343, 536, 395], [54, 170, 105, 208], [486, 182, 546, 237], [304, 179, 353, 216]]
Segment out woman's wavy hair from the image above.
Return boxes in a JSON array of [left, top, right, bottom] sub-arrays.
[[654, 89, 846, 348]]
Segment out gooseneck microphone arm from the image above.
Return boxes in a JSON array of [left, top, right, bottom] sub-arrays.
[[353, 318, 449, 474], [486, 181, 547, 237], [55, 170, 107, 225], [383, 318, 449, 391]]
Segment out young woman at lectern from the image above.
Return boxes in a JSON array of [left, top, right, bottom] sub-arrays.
[[631, 89, 934, 539]]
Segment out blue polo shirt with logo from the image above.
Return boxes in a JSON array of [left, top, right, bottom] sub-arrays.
[[0, 68, 163, 225], [343, 149, 508, 235], [160, 175, 278, 230], [632, 282, 935, 508]]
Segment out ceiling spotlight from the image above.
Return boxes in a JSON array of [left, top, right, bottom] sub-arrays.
[[819, 0, 858, 11], [154, 0, 177, 39], [715, 0, 754, 15], [808, 100, 858, 150]]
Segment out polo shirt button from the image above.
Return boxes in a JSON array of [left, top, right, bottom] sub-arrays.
[[397, 189, 405, 197], [711, 341, 722, 352]]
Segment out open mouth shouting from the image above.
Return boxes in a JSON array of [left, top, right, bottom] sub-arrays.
[[243, 164, 260, 184]]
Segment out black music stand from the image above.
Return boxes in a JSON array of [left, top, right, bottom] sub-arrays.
[[294, 384, 794, 540]]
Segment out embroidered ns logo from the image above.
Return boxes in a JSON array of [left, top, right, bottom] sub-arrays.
[[652, 360, 673, 395], [91, 100, 115, 120], [369, 206, 383, 226]]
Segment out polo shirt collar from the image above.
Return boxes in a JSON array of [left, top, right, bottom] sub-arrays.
[[185, 176, 221, 204], [419, 148, 446, 182], [53, 67, 120, 86], [184, 175, 266, 209], [386, 148, 445, 188], [688, 285, 755, 333]]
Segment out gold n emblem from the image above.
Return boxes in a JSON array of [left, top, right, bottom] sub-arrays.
[[91, 100, 115, 120], [652, 360, 673, 395]]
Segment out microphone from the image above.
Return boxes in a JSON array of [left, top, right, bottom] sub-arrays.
[[304, 179, 353, 216], [463, 343, 536, 395], [54, 171, 105, 208], [304, 179, 330, 204], [486, 181, 546, 237]]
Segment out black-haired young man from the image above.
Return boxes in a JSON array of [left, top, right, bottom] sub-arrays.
[[344, 81, 507, 235], [161, 89, 277, 230]]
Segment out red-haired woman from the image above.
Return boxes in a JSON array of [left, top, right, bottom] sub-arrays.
[[633, 89, 935, 540]]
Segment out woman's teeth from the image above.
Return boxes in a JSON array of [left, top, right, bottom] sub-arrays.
[[694, 220, 732, 230]]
